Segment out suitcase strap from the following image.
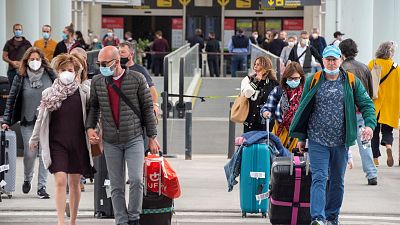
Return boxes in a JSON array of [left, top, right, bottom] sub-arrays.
[[142, 206, 174, 215], [269, 156, 310, 225]]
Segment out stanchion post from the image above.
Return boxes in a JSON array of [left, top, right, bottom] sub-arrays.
[[162, 91, 168, 155], [228, 102, 235, 159], [185, 102, 192, 160]]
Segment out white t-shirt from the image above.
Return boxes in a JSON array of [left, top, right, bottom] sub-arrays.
[[297, 45, 307, 67]]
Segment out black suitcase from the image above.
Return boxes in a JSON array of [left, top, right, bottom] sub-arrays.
[[93, 154, 114, 218], [140, 191, 173, 225], [268, 154, 312, 225], [0, 76, 9, 116]]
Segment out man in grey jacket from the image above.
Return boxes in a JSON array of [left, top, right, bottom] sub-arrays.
[[86, 46, 160, 225], [340, 38, 378, 186]]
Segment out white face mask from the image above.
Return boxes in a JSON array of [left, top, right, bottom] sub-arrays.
[[312, 33, 318, 39], [28, 60, 42, 71], [59, 71, 76, 85], [288, 42, 295, 47], [301, 39, 309, 46]]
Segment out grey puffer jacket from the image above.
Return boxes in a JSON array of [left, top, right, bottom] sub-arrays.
[[86, 70, 157, 144]]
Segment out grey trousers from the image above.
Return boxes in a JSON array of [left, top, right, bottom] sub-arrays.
[[103, 135, 144, 225], [20, 125, 48, 189]]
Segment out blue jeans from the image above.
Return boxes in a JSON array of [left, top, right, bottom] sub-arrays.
[[308, 140, 348, 221], [356, 114, 377, 179], [231, 54, 247, 77], [103, 135, 144, 225]]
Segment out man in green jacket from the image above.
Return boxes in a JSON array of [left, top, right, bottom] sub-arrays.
[[289, 45, 376, 225]]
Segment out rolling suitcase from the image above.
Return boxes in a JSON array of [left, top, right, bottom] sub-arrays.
[[140, 151, 173, 225], [0, 130, 17, 201], [240, 119, 271, 218], [0, 76, 9, 116], [93, 154, 114, 218], [268, 154, 311, 225]]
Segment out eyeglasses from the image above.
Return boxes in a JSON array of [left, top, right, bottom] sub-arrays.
[[96, 59, 116, 67], [287, 77, 301, 81]]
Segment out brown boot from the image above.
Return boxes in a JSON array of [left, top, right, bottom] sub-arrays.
[[386, 148, 394, 167], [374, 158, 379, 167]]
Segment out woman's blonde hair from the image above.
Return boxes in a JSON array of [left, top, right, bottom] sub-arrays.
[[18, 47, 52, 76], [375, 41, 397, 59], [52, 53, 86, 82], [254, 56, 277, 81], [70, 52, 88, 81]]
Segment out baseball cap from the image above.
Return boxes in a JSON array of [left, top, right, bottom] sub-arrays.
[[323, 45, 342, 59], [334, 31, 345, 38]]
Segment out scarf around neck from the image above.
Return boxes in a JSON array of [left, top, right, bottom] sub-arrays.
[[277, 85, 303, 135], [26, 67, 44, 88], [39, 78, 79, 112]]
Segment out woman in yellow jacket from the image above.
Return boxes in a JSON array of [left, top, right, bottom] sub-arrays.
[[368, 41, 400, 167]]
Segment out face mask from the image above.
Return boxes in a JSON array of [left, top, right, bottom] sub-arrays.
[[120, 57, 129, 69], [254, 35, 258, 39], [323, 67, 340, 75], [42, 32, 50, 40], [312, 33, 318, 39], [28, 60, 42, 71], [301, 39, 309, 46], [286, 79, 301, 89], [100, 61, 116, 77], [62, 33, 68, 40], [15, 30, 23, 37], [288, 42, 295, 47], [59, 71, 76, 85], [107, 32, 113, 37]]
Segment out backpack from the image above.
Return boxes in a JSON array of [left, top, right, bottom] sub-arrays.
[[310, 70, 356, 90]]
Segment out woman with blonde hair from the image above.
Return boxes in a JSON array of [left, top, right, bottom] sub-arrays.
[[241, 56, 279, 132], [2, 47, 56, 199], [368, 41, 400, 167], [29, 53, 94, 225], [260, 62, 305, 151]]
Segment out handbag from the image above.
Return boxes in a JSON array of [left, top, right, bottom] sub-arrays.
[[371, 61, 396, 100], [230, 92, 249, 123], [91, 121, 103, 157]]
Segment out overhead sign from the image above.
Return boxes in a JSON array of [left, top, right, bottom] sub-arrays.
[[157, 0, 172, 7], [283, 19, 304, 30], [261, 0, 319, 9], [236, 0, 251, 8], [179, 0, 191, 6], [218, 0, 230, 7]]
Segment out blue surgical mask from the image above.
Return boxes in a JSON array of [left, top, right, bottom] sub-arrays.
[[100, 61, 116, 77], [14, 30, 23, 37], [42, 32, 50, 40], [286, 79, 301, 89], [324, 67, 340, 75], [62, 33, 68, 40]]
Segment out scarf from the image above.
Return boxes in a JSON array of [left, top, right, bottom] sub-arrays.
[[276, 85, 303, 135], [26, 67, 44, 88], [39, 78, 79, 112]]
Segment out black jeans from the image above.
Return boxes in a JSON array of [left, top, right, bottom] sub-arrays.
[[371, 122, 393, 158], [207, 56, 219, 77], [7, 69, 17, 87], [152, 54, 164, 76]]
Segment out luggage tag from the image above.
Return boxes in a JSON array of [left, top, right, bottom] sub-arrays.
[[250, 172, 265, 179], [104, 179, 112, 198], [0, 164, 9, 173]]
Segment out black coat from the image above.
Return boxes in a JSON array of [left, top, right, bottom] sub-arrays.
[[188, 35, 204, 50], [288, 44, 324, 73], [53, 41, 80, 58]]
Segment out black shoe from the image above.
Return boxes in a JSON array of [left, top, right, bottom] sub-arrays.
[[22, 181, 31, 194], [368, 177, 378, 185], [128, 220, 139, 225], [310, 220, 325, 225], [37, 187, 50, 199]]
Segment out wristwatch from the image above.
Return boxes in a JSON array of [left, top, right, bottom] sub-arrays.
[[149, 135, 157, 139]]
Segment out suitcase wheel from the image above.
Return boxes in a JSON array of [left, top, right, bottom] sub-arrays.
[[65, 202, 70, 217], [242, 212, 247, 218], [262, 212, 267, 218], [7, 194, 12, 199]]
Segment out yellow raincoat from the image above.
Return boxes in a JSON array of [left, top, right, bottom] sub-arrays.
[[368, 58, 400, 128]]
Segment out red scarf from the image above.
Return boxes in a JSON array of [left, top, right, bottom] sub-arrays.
[[276, 85, 303, 135]]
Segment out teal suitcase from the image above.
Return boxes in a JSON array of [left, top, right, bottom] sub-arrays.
[[240, 142, 271, 218]]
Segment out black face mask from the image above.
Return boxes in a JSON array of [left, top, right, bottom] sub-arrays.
[[120, 57, 129, 69]]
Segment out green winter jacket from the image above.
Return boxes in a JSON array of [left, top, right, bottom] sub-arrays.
[[289, 69, 377, 147]]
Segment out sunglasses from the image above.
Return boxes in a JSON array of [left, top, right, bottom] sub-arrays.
[[96, 59, 116, 67]]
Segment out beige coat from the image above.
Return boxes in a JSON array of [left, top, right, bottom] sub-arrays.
[[29, 84, 93, 169]]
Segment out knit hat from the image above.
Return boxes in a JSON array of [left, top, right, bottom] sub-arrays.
[[323, 45, 342, 59]]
